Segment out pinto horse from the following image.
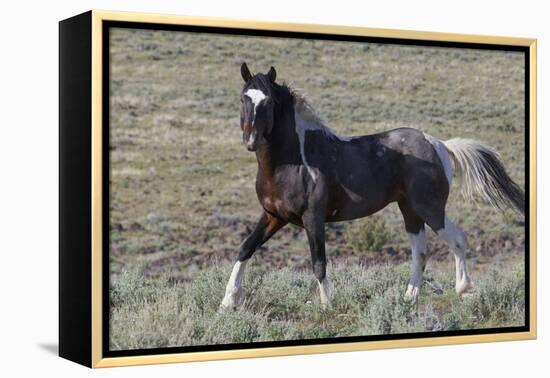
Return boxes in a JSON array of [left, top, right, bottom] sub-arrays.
[[220, 63, 524, 309]]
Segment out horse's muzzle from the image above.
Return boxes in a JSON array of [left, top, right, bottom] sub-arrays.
[[244, 130, 258, 151]]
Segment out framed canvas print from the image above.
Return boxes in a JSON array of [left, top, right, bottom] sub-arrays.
[[59, 10, 537, 368]]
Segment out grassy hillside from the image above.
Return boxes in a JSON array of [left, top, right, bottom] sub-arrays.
[[108, 27, 526, 350]]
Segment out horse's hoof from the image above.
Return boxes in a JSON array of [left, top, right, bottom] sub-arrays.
[[219, 300, 238, 312], [219, 299, 232, 311], [403, 284, 419, 302], [219, 290, 244, 311], [460, 292, 475, 299], [456, 281, 474, 297]]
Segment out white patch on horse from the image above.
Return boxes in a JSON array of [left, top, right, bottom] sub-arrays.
[[337, 135, 355, 142], [317, 277, 332, 307], [244, 88, 267, 120], [404, 229, 427, 301], [220, 260, 247, 309], [247, 130, 257, 148], [423, 132, 453, 184], [294, 110, 321, 182], [292, 90, 352, 182]]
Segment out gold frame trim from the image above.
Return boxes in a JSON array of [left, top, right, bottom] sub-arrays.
[[90, 9, 537, 368]]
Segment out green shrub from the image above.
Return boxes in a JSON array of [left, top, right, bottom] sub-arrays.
[[184, 264, 227, 315], [200, 310, 264, 344], [345, 214, 392, 253], [357, 265, 418, 334], [462, 267, 525, 327], [259, 321, 294, 341], [247, 267, 315, 320]]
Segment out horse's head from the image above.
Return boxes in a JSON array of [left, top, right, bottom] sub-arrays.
[[239, 62, 277, 151]]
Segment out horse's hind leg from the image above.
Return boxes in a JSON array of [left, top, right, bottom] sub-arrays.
[[436, 216, 473, 296], [220, 211, 286, 310], [405, 200, 473, 296], [398, 200, 428, 301]]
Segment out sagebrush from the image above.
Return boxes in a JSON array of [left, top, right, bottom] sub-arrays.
[[110, 261, 525, 350], [346, 214, 394, 253]]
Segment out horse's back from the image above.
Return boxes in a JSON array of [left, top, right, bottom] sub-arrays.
[[336, 127, 434, 173], [326, 127, 449, 223]]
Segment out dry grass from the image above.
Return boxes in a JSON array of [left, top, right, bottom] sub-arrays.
[[110, 260, 525, 350]]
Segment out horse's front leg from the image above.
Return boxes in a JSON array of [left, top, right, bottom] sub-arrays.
[[303, 211, 331, 308], [220, 211, 286, 310]]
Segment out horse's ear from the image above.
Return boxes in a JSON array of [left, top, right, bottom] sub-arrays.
[[241, 62, 252, 83], [267, 66, 277, 83]]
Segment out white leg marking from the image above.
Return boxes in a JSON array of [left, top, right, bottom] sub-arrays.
[[317, 277, 332, 308], [220, 260, 247, 309], [404, 229, 427, 301], [438, 217, 473, 295], [423, 132, 453, 185]]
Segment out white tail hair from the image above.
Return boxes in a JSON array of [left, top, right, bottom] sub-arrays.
[[443, 138, 524, 214]]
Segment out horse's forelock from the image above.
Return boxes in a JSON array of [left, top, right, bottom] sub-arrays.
[[244, 74, 274, 97]]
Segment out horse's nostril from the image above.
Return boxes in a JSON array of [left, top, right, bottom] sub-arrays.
[[245, 131, 257, 151], [246, 141, 256, 151]]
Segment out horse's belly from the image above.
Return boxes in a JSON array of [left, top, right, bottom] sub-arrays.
[[326, 179, 400, 222], [326, 200, 391, 222]]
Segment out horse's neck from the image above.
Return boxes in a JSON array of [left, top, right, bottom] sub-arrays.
[[255, 144, 276, 177], [255, 99, 301, 176]]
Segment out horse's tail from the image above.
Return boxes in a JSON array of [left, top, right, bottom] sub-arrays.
[[442, 138, 525, 215]]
